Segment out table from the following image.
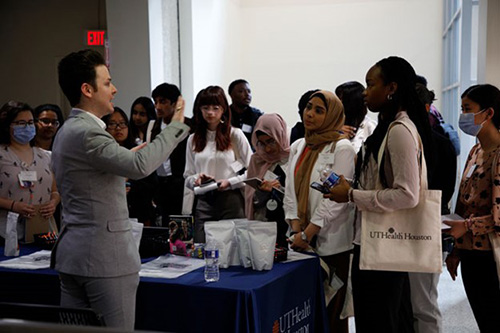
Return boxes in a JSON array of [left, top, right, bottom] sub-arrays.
[[0, 246, 328, 332]]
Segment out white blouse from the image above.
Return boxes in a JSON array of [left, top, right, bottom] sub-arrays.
[[184, 127, 252, 190], [284, 138, 356, 256], [351, 116, 377, 153]]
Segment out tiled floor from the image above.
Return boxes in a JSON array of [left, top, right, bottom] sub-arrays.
[[347, 267, 479, 332]]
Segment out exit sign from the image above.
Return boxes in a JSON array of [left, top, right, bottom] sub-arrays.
[[87, 30, 106, 46]]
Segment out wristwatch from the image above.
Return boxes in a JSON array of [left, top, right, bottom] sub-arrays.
[[301, 232, 309, 243]]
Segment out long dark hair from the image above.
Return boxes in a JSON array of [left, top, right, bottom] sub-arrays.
[[361, 56, 434, 183], [192, 86, 232, 152], [335, 81, 367, 129], [129, 97, 156, 141]]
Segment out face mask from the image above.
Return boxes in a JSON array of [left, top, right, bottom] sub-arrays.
[[459, 109, 486, 137], [12, 124, 36, 144]]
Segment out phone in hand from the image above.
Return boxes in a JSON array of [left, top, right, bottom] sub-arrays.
[[200, 178, 216, 187], [310, 182, 331, 194]]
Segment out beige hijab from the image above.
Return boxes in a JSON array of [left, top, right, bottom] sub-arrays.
[[245, 113, 290, 219], [294, 90, 345, 229]]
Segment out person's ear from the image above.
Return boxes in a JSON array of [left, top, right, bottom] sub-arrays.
[[388, 82, 398, 96], [485, 107, 495, 120], [81, 83, 93, 98]]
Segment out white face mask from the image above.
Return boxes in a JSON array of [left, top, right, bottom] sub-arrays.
[[459, 109, 487, 137]]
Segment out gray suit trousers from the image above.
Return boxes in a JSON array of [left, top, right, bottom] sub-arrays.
[[59, 272, 140, 331]]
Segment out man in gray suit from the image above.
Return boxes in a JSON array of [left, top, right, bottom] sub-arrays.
[[51, 49, 189, 330]]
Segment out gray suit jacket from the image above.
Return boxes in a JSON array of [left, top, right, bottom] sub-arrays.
[[51, 108, 189, 277]]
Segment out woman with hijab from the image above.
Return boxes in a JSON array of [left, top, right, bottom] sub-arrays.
[[245, 113, 290, 247], [283, 90, 356, 333]]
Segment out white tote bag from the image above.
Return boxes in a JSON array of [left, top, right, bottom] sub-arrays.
[[360, 120, 442, 273]]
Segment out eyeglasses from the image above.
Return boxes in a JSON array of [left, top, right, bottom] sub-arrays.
[[256, 138, 278, 149], [107, 121, 128, 130], [37, 118, 60, 127], [11, 120, 35, 128]]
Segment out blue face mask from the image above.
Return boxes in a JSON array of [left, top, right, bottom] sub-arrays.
[[12, 124, 36, 144], [459, 109, 486, 137]]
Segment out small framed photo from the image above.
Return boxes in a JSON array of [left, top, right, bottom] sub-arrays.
[[167, 215, 194, 255]]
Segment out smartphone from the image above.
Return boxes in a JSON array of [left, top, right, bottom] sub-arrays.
[[310, 182, 330, 194], [200, 178, 216, 186]]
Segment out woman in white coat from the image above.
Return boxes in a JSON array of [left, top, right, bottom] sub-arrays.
[[284, 90, 356, 333]]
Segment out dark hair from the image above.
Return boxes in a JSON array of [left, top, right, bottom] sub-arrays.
[[0, 101, 34, 145], [151, 83, 181, 104], [192, 86, 232, 152], [415, 75, 428, 86], [34, 103, 65, 127], [228, 79, 249, 95], [335, 81, 367, 129], [415, 83, 436, 106], [102, 107, 135, 149], [298, 89, 320, 120], [462, 84, 500, 129], [362, 56, 434, 183], [58, 49, 106, 107], [129, 97, 157, 140]]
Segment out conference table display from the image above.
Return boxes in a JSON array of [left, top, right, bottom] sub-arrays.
[[0, 245, 328, 332]]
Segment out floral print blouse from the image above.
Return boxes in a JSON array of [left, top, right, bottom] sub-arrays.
[[455, 144, 500, 251]]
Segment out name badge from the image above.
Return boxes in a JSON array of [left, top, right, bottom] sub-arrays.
[[263, 170, 278, 181], [231, 160, 245, 173], [242, 124, 253, 133], [18, 171, 37, 188], [317, 153, 334, 165], [466, 165, 476, 178], [267, 199, 278, 211]]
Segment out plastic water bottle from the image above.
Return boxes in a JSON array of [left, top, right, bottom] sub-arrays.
[[204, 240, 220, 282], [320, 164, 334, 182]]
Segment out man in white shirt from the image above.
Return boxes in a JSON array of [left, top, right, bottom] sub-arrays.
[[148, 83, 193, 225]]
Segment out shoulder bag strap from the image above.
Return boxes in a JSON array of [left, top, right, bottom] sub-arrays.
[[376, 119, 427, 190]]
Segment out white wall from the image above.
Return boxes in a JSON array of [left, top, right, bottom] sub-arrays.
[[485, 0, 500, 87], [184, 0, 443, 127], [186, 0, 241, 101], [106, 0, 152, 113]]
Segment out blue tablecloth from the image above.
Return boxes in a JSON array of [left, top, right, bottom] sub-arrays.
[[0, 246, 328, 332]]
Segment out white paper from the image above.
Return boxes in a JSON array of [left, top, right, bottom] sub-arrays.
[[0, 250, 52, 269], [139, 255, 205, 279], [441, 213, 463, 230], [282, 250, 316, 263], [193, 182, 219, 195]]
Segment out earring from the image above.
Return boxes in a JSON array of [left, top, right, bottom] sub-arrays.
[[387, 94, 393, 100], [220, 119, 225, 124]]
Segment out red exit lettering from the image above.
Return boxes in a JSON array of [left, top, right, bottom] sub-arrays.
[[87, 31, 106, 46]]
